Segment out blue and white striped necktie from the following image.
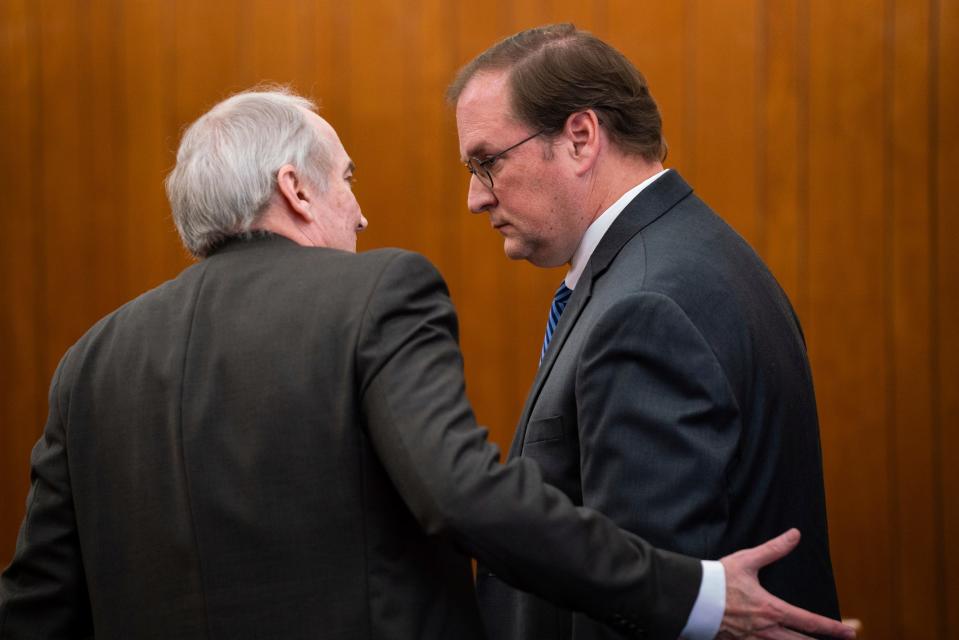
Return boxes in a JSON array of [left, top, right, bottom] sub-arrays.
[[540, 281, 573, 365]]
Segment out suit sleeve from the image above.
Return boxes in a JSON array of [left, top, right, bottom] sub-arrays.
[[0, 355, 94, 639], [576, 291, 740, 558], [355, 251, 702, 640]]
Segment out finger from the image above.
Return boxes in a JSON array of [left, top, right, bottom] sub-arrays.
[[779, 601, 857, 639], [760, 625, 815, 640], [743, 528, 801, 569]]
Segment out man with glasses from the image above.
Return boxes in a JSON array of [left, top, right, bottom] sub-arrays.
[[450, 24, 842, 640], [0, 88, 852, 640]]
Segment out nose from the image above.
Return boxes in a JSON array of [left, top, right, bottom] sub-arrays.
[[466, 174, 497, 213], [357, 213, 369, 232]]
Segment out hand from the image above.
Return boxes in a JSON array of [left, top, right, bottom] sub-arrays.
[[717, 529, 856, 639]]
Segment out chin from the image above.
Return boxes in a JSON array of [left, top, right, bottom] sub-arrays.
[[503, 243, 531, 262], [520, 248, 569, 269]]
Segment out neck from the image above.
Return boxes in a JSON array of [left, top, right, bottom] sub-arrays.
[[252, 203, 323, 248], [589, 156, 664, 219]]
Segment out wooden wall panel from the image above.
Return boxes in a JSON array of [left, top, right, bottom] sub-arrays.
[[546, 0, 605, 31], [1, 3, 956, 637], [301, 0, 347, 185], [808, 0, 892, 631], [243, 0, 309, 88], [888, 1, 939, 636], [367, 0, 458, 264], [118, 0, 190, 292], [760, 0, 807, 310], [173, 0, 245, 139], [346, 1, 419, 252], [607, 2, 688, 178], [506, 0, 603, 31], [0, 0, 42, 565], [85, 2, 128, 316], [687, 0, 760, 245], [937, 1, 959, 636], [38, 0, 93, 379]]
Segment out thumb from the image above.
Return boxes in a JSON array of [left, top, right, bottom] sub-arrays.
[[744, 528, 801, 570]]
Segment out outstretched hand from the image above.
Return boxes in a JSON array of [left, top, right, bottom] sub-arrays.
[[717, 529, 856, 640]]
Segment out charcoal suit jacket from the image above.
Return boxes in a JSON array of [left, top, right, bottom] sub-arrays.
[[0, 233, 701, 640], [477, 170, 841, 640]]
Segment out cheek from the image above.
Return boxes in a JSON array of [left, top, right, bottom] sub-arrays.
[[346, 193, 361, 217], [520, 195, 558, 234], [505, 169, 556, 222], [335, 193, 359, 224]]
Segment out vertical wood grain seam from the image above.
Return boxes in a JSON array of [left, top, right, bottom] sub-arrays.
[[78, 1, 94, 289], [165, 0, 183, 273], [927, 1, 946, 636], [23, 0, 42, 432], [594, 0, 608, 35], [236, 0, 252, 87], [756, 0, 768, 258], [882, 0, 903, 636], [165, 0, 178, 159], [297, 0, 312, 96], [498, 0, 511, 40], [28, 0, 47, 429], [328, 0, 351, 143], [443, 1, 462, 286], [683, 0, 695, 180], [401, 0, 416, 253], [112, 0, 128, 296], [797, 0, 810, 319]]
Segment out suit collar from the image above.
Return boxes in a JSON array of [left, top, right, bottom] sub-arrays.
[[580, 169, 693, 295], [565, 169, 669, 289], [208, 231, 297, 257]]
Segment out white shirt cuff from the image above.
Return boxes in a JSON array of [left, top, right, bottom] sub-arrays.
[[679, 560, 725, 640]]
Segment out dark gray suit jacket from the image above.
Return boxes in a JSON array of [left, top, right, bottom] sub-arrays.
[[0, 234, 700, 640], [477, 171, 840, 639]]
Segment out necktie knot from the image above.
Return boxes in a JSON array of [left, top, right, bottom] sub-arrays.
[[540, 282, 573, 365]]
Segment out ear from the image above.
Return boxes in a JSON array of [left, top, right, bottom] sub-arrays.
[[275, 164, 315, 222], [564, 110, 602, 177]]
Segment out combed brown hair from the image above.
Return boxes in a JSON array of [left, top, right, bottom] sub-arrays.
[[447, 23, 666, 162]]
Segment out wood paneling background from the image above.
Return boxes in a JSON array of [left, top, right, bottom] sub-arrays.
[[1, 1, 955, 637]]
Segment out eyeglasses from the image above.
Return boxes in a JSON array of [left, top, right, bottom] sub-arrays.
[[464, 129, 545, 189]]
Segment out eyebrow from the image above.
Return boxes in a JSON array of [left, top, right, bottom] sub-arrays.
[[344, 160, 355, 175], [460, 144, 489, 164]]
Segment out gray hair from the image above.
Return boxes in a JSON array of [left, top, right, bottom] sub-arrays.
[[165, 88, 331, 257]]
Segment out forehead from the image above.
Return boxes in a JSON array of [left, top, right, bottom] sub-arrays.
[[455, 71, 523, 159]]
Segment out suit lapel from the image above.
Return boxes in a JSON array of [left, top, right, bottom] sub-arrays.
[[510, 170, 695, 457], [511, 280, 592, 455]]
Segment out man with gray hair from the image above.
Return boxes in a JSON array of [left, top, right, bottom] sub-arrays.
[[0, 88, 853, 640]]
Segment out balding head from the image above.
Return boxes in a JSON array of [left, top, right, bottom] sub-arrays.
[[165, 88, 332, 257]]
